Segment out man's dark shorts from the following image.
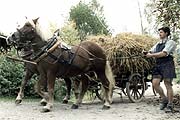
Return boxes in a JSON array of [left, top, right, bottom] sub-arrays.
[[152, 60, 176, 83]]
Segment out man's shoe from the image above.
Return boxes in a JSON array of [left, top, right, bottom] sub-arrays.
[[165, 103, 174, 113], [159, 98, 168, 110]]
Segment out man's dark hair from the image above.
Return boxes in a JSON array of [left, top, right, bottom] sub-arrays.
[[158, 27, 171, 36]]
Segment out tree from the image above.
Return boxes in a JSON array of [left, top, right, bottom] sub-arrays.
[[60, 21, 80, 45], [145, 0, 180, 41], [69, 0, 111, 39]]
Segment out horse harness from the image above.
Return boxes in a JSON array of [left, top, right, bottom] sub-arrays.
[[30, 35, 105, 73]]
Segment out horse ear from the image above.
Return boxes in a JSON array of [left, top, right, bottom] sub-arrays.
[[32, 17, 39, 25]]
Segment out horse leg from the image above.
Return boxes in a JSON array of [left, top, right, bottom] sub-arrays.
[[41, 71, 56, 112], [97, 72, 111, 109], [104, 61, 115, 104], [97, 62, 115, 109], [39, 80, 48, 106], [73, 78, 81, 99], [15, 69, 34, 104], [35, 73, 49, 105], [71, 75, 88, 109], [62, 78, 72, 104]]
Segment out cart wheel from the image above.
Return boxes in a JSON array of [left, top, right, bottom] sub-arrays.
[[95, 84, 104, 101], [126, 73, 145, 103]]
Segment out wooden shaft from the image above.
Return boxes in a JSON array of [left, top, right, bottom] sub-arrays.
[[6, 56, 37, 65]]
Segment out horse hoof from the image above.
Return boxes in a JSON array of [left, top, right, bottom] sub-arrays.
[[15, 99, 22, 105], [41, 108, 50, 113], [40, 101, 47, 106], [62, 100, 68, 104], [102, 105, 110, 110], [71, 104, 79, 109], [40, 99, 47, 106], [41, 107, 51, 113]]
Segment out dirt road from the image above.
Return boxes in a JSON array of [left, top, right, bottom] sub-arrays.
[[0, 83, 180, 120]]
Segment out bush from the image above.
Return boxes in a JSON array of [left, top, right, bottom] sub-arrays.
[[54, 79, 67, 101], [0, 54, 38, 97]]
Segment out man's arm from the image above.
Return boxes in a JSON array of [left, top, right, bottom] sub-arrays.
[[146, 51, 167, 58], [146, 40, 176, 58]]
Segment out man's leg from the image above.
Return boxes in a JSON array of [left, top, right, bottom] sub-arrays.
[[152, 78, 166, 98], [152, 78, 167, 110], [164, 79, 174, 112]]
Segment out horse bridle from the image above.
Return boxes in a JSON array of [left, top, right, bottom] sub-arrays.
[[15, 28, 36, 48]]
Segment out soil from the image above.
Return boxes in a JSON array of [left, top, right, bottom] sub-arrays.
[[0, 83, 180, 120]]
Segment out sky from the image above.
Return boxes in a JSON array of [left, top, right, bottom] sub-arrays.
[[0, 0, 149, 35]]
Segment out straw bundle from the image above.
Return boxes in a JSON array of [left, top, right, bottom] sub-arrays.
[[87, 33, 157, 75]]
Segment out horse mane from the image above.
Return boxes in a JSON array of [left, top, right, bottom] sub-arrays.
[[34, 18, 54, 41], [18, 17, 54, 41]]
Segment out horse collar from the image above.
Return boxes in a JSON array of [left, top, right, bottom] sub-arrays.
[[31, 36, 58, 61]]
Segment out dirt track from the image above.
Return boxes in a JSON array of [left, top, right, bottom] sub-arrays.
[[0, 83, 180, 120]]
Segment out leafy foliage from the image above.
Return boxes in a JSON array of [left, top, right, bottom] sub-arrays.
[[59, 21, 80, 45], [54, 79, 67, 101], [0, 54, 38, 97], [145, 0, 180, 40], [69, 0, 111, 39]]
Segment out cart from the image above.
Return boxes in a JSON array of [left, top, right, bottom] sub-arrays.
[[88, 67, 153, 103]]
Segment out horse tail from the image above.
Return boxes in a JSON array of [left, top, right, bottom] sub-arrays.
[[105, 61, 115, 96]]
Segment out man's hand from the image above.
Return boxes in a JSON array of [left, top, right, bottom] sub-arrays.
[[146, 53, 153, 58], [142, 50, 148, 55]]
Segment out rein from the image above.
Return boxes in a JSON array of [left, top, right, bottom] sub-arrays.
[[34, 40, 107, 64], [114, 55, 145, 59], [15, 32, 106, 67], [78, 46, 106, 61]]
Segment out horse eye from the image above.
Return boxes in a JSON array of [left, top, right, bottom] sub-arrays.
[[12, 34, 15, 38], [25, 23, 31, 27], [26, 25, 30, 27]]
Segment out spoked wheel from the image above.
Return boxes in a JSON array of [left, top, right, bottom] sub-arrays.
[[126, 73, 145, 103], [95, 84, 104, 101], [88, 80, 104, 102]]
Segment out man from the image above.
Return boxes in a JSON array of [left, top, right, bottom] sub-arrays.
[[144, 27, 176, 112]]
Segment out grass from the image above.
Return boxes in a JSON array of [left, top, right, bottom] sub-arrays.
[[0, 96, 41, 102], [0, 96, 15, 102]]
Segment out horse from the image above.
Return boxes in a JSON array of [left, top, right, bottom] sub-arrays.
[[7, 17, 115, 112], [0, 34, 71, 105], [0, 35, 10, 53]]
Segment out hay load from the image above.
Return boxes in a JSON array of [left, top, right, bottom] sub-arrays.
[[87, 33, 157, 75]]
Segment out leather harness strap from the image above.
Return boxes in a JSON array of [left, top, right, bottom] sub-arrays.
[[34, 40, 61, 63]]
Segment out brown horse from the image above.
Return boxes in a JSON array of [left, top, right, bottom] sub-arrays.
[[7, 18, 115, 112], [2, 34, 72, 105]]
